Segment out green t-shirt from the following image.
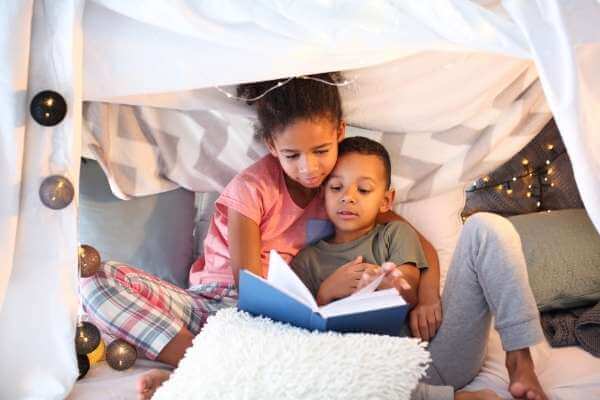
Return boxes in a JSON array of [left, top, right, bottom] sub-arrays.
[[290, 221, 429, 298]]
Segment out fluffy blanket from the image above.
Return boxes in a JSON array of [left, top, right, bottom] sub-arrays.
[[153, 308, 430, 400]]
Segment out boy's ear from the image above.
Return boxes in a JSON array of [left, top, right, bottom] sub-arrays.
[[379, 188, 395, 213], [336, 120, 346, 142]]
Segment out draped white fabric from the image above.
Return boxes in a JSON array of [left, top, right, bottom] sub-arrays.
[[1, 0, 599, 398], [0, 1, 84, 398]]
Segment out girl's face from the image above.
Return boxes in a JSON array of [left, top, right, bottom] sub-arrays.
[[267, 117, 345, 189]]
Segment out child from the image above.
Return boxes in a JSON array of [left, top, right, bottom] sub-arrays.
[[291, 137, 548, 400], [82, 72, 356, 399]]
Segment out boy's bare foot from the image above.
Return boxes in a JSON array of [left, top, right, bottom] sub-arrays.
[[455, 389, 502, 400], [506, 349, 548, 400], [137, 369, 171, 400]]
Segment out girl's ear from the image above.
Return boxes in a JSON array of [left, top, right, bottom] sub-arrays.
[[379, 188, 396, 213], [265, 138, 278, 158], [336, 120, 346, 142]]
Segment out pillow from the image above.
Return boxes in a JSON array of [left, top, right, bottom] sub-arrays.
[[153, 309, 430, 400], [509, 209, 600, 311], [79, 159, 196, 288], [393, 187, 466, 292]]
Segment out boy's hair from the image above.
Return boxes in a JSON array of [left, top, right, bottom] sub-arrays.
[[338, 137, 392, 189], [237, 73, 343, 142]]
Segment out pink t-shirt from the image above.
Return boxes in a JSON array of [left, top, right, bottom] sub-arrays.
[[188, 155, 333, 287]]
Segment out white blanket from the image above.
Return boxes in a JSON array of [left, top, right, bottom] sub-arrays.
[[152, 308, 430, 400]]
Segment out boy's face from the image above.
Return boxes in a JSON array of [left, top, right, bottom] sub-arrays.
[[325, 152, 394, 240]]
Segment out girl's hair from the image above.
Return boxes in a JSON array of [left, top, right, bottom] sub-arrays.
[[237, 72, 343, 142]]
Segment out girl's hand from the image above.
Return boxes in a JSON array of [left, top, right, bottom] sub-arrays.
[[317, 256, 367, 305], [409, 294, 443, 342]]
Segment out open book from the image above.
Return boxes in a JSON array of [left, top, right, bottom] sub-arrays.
[[238, 250, 409, 336]]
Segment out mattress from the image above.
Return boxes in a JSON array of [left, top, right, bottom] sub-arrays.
[[69, 328, 600, 399]]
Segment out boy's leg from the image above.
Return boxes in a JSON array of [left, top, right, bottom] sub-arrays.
[[81, 262, 237, 361], [423, 213, 544, 389]]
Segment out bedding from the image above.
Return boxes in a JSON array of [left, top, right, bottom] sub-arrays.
[[69, 322, 600, 400], [509, 209, 600, 311], [79, 159, 196, 288]]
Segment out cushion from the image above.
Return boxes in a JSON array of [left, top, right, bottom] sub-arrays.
[[509, 209, 600, 311], [79, 159, 196, 288], [393, 187, 466, 292], [152, 308, 430, 400]]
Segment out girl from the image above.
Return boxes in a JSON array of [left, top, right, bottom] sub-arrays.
[[82, 73, 362, 399]]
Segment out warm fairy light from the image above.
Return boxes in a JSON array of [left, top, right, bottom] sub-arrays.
[[546, 209, 552, 213], [536, 201, 541, 207], [496, 184, 503, 191], [521, 159, 529, 166], [512, 177, 517, 181], [551, 182, 555, 187], [548, 168, 554, 174], [545, 160, 551, 165], [528, 184, 532, 189], [526, 191, 532, 198], [547, 144, 555, 151], [544, 177, 548, 182], [215, 75, 355, 102], [483, 176, 490, 182], [506, 189, 513, 195]]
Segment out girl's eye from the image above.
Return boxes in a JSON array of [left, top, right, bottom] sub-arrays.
[[285, 154, 299, 159], [315, 149, 329, 155], [329, 185, 342, 192]]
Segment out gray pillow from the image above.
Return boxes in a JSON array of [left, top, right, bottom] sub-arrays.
[[509, 209, 600, 311], [79, 159, 196, 288]]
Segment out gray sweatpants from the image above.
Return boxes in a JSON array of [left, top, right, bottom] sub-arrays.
[[412, 213, 545, 400]]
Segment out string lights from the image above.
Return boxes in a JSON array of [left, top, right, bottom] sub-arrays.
[[467, 144, 566, 213], [214, 75, 354, 102]]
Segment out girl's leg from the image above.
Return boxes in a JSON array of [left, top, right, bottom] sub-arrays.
[[81, 261, 236, 362], [424, 212, 544, 390]]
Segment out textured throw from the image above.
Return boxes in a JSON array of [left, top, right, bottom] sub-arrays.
[[541, 302, 600, 357], [152, 308, 430, 400], [576, 302, 600, 357]]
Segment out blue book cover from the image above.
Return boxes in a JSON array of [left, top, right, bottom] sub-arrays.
[[238, 250, 409, 336]]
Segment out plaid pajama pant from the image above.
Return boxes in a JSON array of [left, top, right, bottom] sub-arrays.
[[81, 261, 237, 359]]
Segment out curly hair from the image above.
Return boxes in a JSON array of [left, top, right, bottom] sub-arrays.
[[237, 72, 343, 142], [338, 137, 392, 189]]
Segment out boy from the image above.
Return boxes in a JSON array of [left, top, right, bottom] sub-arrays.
[[291, 137, 548, 400]]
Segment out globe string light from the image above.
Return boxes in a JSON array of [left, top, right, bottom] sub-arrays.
[[214, 75, 354, 102]]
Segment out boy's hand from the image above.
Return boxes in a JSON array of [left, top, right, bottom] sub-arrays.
[[409, 293, 442, 342], [380, 262, 417, 304], [317, 256, 367, 305]]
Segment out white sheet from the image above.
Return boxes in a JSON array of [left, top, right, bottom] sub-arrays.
[[69, 330, 600, 400]]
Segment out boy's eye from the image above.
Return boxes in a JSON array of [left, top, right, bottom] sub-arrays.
[[328, 185, 342, 192], [358, 188, 372, 194], [285, 154, 299, 159], [315, 149, 329, 155]]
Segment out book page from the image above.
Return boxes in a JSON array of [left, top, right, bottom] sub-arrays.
[[350, 272, 385, 296], [318, 288, 406, 319], [266, 250, 318, 311]]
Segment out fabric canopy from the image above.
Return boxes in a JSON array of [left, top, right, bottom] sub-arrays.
[[1, 1, 599, 398]]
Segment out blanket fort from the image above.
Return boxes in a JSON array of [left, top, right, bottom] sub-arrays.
[[1, 1, 599, 398]]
